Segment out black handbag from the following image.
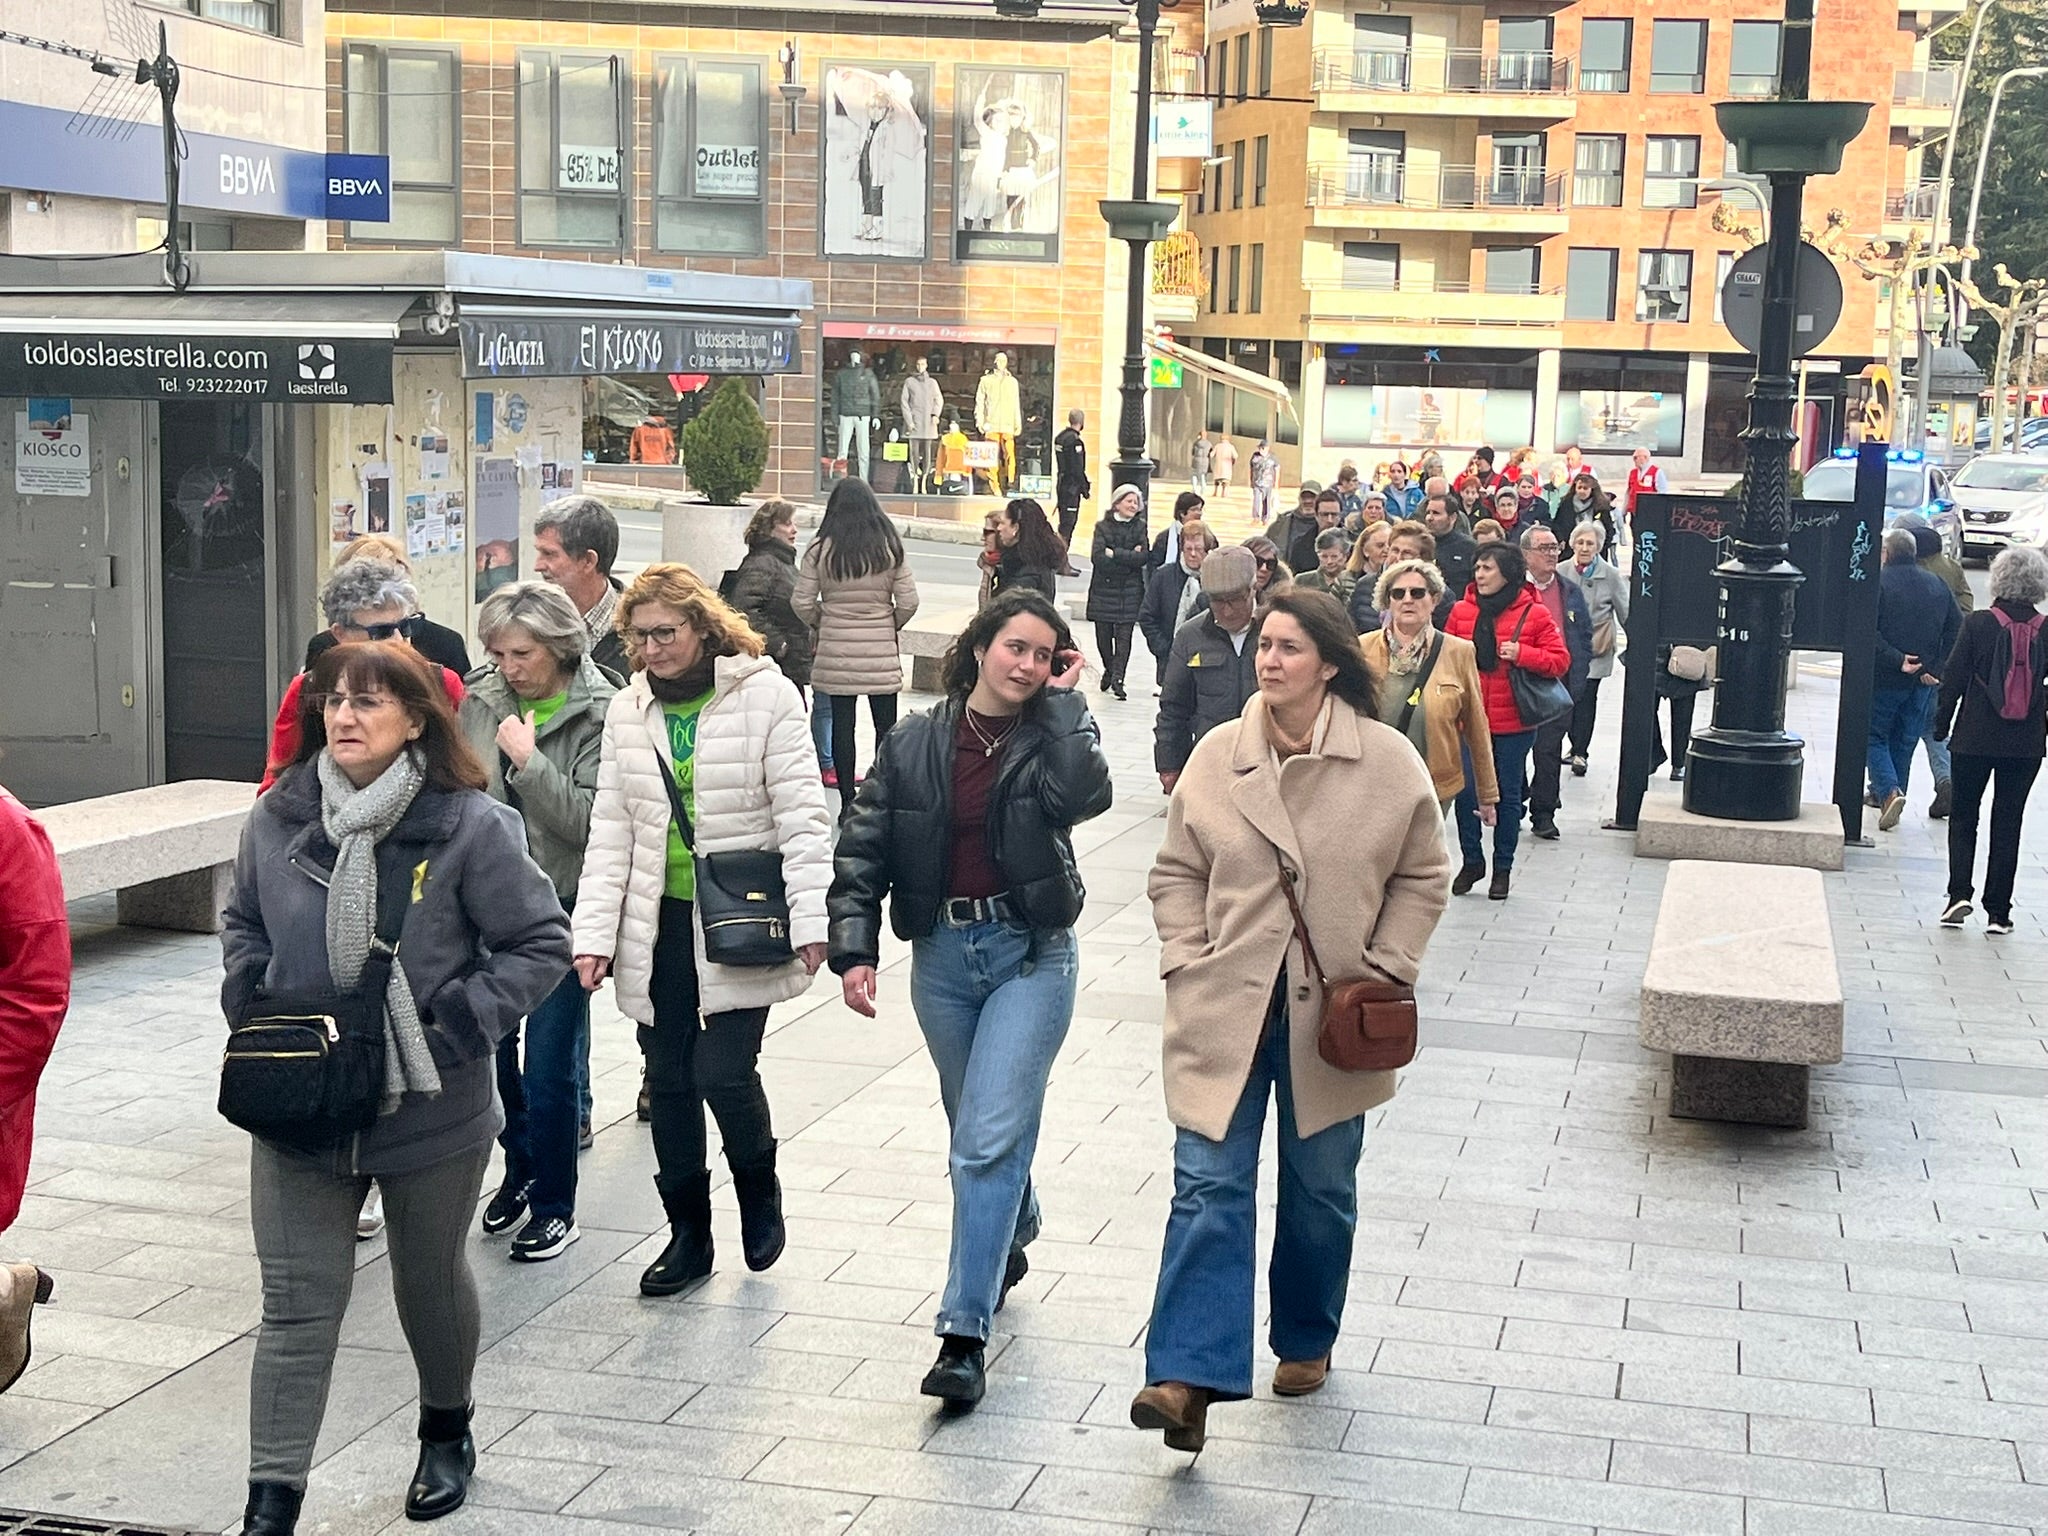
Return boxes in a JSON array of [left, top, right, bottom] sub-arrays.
[[218, 871, 406, 1151], [654, 751, 796, 968], [1505, 608, 1573, 729]]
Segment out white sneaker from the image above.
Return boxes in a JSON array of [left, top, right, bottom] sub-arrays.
[[356, 1186, 385, 1242]]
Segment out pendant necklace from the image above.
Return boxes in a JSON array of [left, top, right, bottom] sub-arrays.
[[965, 708, 1016, 758]]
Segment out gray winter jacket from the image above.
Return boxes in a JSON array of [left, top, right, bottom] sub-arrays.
[[1154, 611, 1259, 774], [900, 373, 944, 439], [459, 656, 618, 902], [221, 764, 571, 1176]]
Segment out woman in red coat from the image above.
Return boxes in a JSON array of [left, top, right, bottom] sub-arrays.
[[0, 782, 68, 1391], [1444, 541, 1570, 900]]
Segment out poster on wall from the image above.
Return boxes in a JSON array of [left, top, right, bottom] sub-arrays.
[[1575, 391, 1665, 452], [821, 63, 931, 261], [14, 405, 90, 497], [474, 456, 521, 600], [953, 68, 1065, 263]]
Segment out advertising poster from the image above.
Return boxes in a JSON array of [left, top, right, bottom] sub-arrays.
[[954, 68, 1065, 263], [1576, 391, 1665, 452], [474, 456, 522, 600], [404, 492, 431, 560], [822, 64, 931, 260]]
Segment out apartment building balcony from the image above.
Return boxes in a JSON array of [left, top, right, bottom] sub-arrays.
[[1893, 68, 1960, 133], [1305, 278, 1564, 345], [1311, 48, 1577, 122], [1306, 163, 1569, 234], [1151, 230, 1204, 325], [1883, 180, 1942, 236]]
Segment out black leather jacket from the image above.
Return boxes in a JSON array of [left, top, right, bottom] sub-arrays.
[[827, 690, 1114, 972]]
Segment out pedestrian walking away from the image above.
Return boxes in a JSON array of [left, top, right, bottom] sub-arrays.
[[1361, 559, 1498, 815], [1869, 529, 1961, 832], [1155, 548, 1261, 792], [1518, 525, 1591, 840], [1208, 436, 1238, 501], [1898, 513, 1972, 819], [1132, 588, 1449, 1451], [459, 581, 618, 1261], [221, 642, 570, 1535], [1248, 439, 1279, 524], [1933, 546, 2048, 935], [572, 564, 835, 1298], [828, 589, 1114, 1408], [1086, 483, 1150, 700], [1560, 522, 1629, 776], [795, 480, 921, 815], [1190, 433, 1211, 493]]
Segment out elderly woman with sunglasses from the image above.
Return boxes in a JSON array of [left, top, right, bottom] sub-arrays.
[[1359, 559, 1498, 818]]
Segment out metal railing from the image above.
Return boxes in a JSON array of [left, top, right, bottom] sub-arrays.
[[1886, 182, 1941, 221], [1305, 278, 1564, 326], [1312, 47, 1576, 96], [1307, 162, 1566, 212], [1894, 67, 1960, 110]]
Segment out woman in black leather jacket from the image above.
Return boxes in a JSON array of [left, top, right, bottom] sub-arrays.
[[828, 589, 1113, 1410]]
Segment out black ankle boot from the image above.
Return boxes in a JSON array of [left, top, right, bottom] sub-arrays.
[[729, 1143, 786, 1273], [641, 1171, 714, 1296], [919, 1334, 986, 1406], [241, 1481, 302, 1536], [405, 1403, 474, 1521]]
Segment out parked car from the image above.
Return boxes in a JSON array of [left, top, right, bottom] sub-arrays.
[[1801, 449, 1961, 563], [1949, 453, 2048, 563], [1972, 415, 2048, 454]]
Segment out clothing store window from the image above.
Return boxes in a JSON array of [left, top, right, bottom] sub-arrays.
[[654, 56, 767, 256], [344, 45, 459, 245], [517, 50, 628, 249], [1274, 342, 1303, 447], [1206, 379, 1228, 435], [1322, 348, 1539, 451], [580, 374, 763, 468], [817, 325, 1056, 498], [1254, 137, 1269, 206]]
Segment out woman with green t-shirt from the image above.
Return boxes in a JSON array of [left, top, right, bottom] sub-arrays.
[[571, 564, 835, 1297]]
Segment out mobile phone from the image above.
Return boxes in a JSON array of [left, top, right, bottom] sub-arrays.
[[1054, 649, 1081, 673]]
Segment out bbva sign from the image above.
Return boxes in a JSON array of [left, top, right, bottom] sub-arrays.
[[322, 153, 392, 222]]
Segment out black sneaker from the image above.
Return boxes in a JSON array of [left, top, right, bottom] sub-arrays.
[[997, 1249, 1029, 1312], [920, 1336, 986, 1406], [510, 1214, 580, 1262], [1451, 863, 1485, 896], [481, 1178, 533, 1235], [578, 1120, 594, 1152], [1929, 780, 1953, 820], [1569, 756, 1588, 777], [1987, 916, 2015, 936], [1531, 820, 1561, 841], [1939, 898, 1972, 928]]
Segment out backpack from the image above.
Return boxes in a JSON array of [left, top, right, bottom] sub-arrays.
[[1988, 608, 2046, 722]]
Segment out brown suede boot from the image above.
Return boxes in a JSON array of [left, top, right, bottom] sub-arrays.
[[1271, 1354, 1330, 1397], [1129, 1382, 1210, 1452], [0, 1263, 54, 1393]]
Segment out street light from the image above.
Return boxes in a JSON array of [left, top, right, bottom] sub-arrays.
[[1910, 1, 1996, 448], [1959, 63, 2048, 319], [1701, 177, 1769, 243]]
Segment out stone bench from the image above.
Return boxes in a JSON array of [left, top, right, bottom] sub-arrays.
[[1639, 859, 1844, 1129], [39, 780, 256, 933], [903, 606, 976, 693]]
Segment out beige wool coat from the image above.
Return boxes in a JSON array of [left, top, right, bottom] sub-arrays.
[[1150, 694, 1452, 1140], [793, 540, 920, 697]]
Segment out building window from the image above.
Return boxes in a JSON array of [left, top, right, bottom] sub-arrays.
[[1565, 247, 1619, 320], [1491, 132, 1547, 206], [1210, 42, 1223, 106], [1579, 19, 1632, 93], [1713, 251, 1735, 323], [1342, 241, 1401, 290], [1234, 33, 1251, 99], [1250, 244, 1265, 312], [1649, 21, 1707, 94], [1209, 245, 1221, 312], [1485, 246, 1540, 294], [343, 45, 459, 245], [1496, 18, 1556, 91], [1573, 134, 1625, 207], [1212, 158, 1226, 210], [1636, 249, 1694, 322], [654, 56, 767, 256], [584, 374, 761, 466], [1257, 27, 1274, 95], [518, 51, 629, 249], [165, 0, 279, 33], [1231, 140, 1246, 208], [1644, 136, 1700, 209], [1228, 245, 1242, 312], [1729, 20, 1782, 97], [1254, 137, 1269, 207]]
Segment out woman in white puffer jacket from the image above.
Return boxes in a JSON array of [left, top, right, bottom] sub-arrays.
[[571, 564, 833, 1299]]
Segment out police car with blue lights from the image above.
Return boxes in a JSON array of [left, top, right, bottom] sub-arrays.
[[1800, 449, 1962, 563]]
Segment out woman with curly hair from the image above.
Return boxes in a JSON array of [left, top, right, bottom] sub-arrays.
[[986, 496, 1069, 600]]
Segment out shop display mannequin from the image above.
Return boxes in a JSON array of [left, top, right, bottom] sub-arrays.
[[833, 350, 882, 479], [974, 351, 1023, 494], [900, 358, 945, 493]]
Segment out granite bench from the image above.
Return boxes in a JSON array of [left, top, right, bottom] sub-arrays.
[[39, 780, 256, 933], [1638, 859, 1844, 1129], [903, 607, 975, 693]]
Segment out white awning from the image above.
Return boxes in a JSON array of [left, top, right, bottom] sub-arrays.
[[1147, 334, 1297, 418]]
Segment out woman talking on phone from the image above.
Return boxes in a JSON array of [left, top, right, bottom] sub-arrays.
[[827, 590, 1113, 1409]]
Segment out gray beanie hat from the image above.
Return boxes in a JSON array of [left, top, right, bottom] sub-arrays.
[[1201, 546, 1257, 597]]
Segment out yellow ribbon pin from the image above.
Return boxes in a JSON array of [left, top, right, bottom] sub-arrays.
[[411, 860, 429, 903]]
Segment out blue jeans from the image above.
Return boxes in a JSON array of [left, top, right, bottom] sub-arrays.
[[495, 964, 589, 1221], [1868, 686, 1936, 800], [1453, 728, 1535, 873], [1922, 725, 1952, 789], [1144, 982, 1365, 1400], [909, 921, 1078, 1342], [809, 688, 833, 771]]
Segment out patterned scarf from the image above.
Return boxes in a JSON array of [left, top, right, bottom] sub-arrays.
[[317, 749, 440, 1114], [1382, 620, 1435, 675]]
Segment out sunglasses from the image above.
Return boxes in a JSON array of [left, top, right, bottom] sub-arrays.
[[1387, 586, 1431, 601], [346, 615, 420, 642]]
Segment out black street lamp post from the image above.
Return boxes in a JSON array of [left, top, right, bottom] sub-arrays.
[[1681, 97, 1870, 822]]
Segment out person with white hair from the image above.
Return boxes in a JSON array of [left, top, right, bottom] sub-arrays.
[[1932, 545, 2048, 935]]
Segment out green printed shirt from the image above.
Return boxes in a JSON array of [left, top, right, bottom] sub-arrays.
[[661, 690, 715, 900]]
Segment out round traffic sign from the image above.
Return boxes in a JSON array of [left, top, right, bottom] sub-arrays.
[[1720, 242, 1844, 359]]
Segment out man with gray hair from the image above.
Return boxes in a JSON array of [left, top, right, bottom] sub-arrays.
[[1870, 526, 1961, 830], [534, 496, 627, 679], [1154, 546, 1260, 791]]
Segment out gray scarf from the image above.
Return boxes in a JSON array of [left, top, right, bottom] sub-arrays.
[[317, 749, 441, 1114]]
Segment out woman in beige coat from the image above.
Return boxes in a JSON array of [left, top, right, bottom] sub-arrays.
[[1358, 559, 1499, 812], [794, 480, 920, 813], [1131, 587, 1450, 1453]]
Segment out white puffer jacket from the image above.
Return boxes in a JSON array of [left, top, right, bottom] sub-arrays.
[[571, 653, 834, 1023]]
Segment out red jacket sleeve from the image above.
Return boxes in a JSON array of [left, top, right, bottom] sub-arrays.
[[0, 794, 68, 1109], [260, 673, 306, 794], [1515, 596, 1572, 679], [440, 668, 467, 708]]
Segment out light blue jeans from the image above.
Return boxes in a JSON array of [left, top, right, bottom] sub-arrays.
[[1144, 979, 1366, 1400], [909, 921, 1078, 1342]]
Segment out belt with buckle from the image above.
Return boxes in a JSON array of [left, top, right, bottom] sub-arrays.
[[938, 895, 1012, 927]]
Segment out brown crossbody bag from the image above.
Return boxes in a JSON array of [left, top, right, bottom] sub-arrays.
[[1275, 851, 1419, 1073]]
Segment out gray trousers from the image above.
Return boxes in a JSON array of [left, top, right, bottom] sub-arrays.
[[247, 1140, 489, 1487]]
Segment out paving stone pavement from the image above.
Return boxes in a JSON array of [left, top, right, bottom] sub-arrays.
[[2, 633, 2045, 1536]]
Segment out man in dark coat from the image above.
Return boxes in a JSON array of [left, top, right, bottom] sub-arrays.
[[1054, 410, 1090, 575], [1154, 548, 1259, 790], [1870, 528, 1963, 831], [1423, 494, 1478, 628]]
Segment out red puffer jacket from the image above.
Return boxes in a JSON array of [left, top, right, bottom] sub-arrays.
[[1445, 583, 1572, 735], [0, 787, 69, 1233]]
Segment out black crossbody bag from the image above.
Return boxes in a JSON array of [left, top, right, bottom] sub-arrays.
[[654, 752, 795, 967], [218, 871, 407, 1150]]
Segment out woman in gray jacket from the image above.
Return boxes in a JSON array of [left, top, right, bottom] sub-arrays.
[[1560, 521, 1630, 775], [222, 642, 569, 1536], [459, 581, 617, 1262]]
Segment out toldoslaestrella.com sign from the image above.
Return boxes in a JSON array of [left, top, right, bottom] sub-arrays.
[[0, 335, 395, 402]]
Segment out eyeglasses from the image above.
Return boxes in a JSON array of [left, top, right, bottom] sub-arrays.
[[630, 625, 689, 648], [1387, 586, 1431, 601], [313, 691, 399, 716], [1255, 557, 1276, 570], [1528, 541, 1560, 553], [345, 615, 419, 642]]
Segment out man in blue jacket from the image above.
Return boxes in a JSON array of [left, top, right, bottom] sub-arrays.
[[1520, 525, 1592, 839], [1870, 528, 1962, 831]]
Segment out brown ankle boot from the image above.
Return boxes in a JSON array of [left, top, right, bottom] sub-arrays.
[[1271, 1354, 1330, 1397], [0, 1263, 54, 1393], [1129, 1381, 1210, 1452]]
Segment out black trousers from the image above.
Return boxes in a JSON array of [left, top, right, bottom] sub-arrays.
[[1947, 753, 2041, 920], [1650, 691, 1698, 773], [645, 898, 772, 1190], [828, 692, 899, 811], [1094, 621, 1135, 689], [1057, 499, 1081, 554], [1567, 676, 1602, 759], [1528, 712, 1570, 820]]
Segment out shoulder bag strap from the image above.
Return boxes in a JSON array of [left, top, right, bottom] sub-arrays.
[[1274, 849, 1329, 991], [653, 746, 696, 852], [1395, 633, 1445, 737], [358, 843, 417, 997]]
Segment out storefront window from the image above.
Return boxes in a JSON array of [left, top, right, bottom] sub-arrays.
[[1323, 350, 1537, 450], [580, 373, 762, 467], [518, 51, 628, 249], [654, 56, 768, 256], [818, 323, 1056, 498], [1556, 354, 1686, 454]]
